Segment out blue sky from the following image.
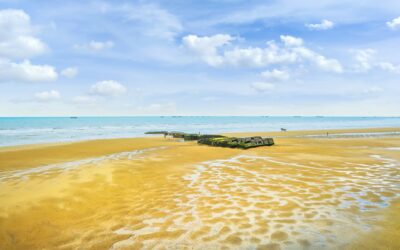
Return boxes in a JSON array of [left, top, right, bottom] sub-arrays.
[[0, 0, 399, 116]]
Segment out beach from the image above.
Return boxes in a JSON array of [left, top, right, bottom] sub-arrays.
[[1, 128, 400, 249], [2, 0, 400, 248]]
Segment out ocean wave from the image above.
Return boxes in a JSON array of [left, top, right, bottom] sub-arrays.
[[1, 116, 400, 146]]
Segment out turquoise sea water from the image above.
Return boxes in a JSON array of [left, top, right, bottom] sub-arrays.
[[1, 116, 400, 147]]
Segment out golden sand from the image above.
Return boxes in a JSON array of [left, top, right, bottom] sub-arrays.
[[0, 128, 400, 249]]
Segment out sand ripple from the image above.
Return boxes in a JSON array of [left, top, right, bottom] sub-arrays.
[[111, 154, 400, 249]]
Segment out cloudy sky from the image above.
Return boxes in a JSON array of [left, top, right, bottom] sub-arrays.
[[0, 0, 399, 116]]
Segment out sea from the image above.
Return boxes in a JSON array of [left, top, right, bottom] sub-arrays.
[[1, 116, 400, 147]]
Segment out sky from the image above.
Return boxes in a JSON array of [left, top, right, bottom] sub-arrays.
[[0, 0, 399, 116]]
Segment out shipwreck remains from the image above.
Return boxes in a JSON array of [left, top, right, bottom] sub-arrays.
[[145, 131, 224, 140], [198, 136, 274, 149], [145, 131, 185, 138], [183, 134, 225, 141], [145, 131, 274, 149], [145, 131, 168, 135]]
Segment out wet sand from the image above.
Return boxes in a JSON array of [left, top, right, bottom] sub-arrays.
[[1, 128, 400, 249]]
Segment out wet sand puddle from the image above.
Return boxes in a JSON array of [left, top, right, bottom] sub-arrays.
[[112, 153, 400, 249]]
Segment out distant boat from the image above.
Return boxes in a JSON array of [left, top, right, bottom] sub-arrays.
[[70, 116, 78, 119]]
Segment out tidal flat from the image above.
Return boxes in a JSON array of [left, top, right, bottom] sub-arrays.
[[1, 128, 400, 249]]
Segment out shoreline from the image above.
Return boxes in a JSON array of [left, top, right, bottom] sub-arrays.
[[1, 126, 400, 151]]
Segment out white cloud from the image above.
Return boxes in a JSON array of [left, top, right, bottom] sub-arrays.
[[90, 80, 127, 96], [61, 67, 78, 78], [205, 1, 400, 27], [94, 3, 182, 41], [293, 47, 343, 73], [222, 42, 297, 67], [74, 40, 114, 51], [183, 34, 342, 73], [351, 49, 400, 74], [34, 90, 60, 102], [0, 35, 46, 60], [378, 62, 400, 73], [182, 34, 234, 66], [260, 69, 290, 81], [250, 82, 275, 92], [306, 20, 334, 30], [280, 35, 303, 47], [0, 9, 57, 83], [387, 16, 400, 30], [89, 40, 114, 50], [0, 9, 46, 59], [125, 4, 182, 40], [0, 59, 58, 82], [353, 49, 375, 72]]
